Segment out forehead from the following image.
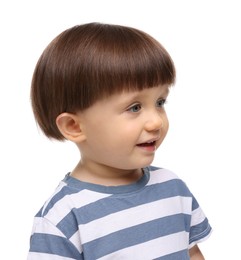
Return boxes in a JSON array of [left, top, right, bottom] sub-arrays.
[[98, 84, 170, 106]]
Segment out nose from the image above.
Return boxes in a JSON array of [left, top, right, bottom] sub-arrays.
[[144, 111, 166, 132]]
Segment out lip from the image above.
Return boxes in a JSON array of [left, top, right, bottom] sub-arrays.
[[136, 137, 159, 152], [137, 137, 159, 146]]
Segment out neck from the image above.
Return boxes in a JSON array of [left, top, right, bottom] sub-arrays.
[[70, 160, 143, 186]]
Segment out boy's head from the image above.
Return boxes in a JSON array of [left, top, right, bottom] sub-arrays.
[[31, 22, 176, 140]]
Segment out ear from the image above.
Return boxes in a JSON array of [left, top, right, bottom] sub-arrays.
[[56, 112, 86, 143]]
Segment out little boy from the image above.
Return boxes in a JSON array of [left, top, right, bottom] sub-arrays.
[[28, 23, 212, 259]]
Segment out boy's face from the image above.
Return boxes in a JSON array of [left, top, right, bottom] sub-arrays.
[[78, 85, 169, 172]]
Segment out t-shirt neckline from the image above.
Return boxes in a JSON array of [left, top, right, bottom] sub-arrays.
[[63, 167, 150, 194]]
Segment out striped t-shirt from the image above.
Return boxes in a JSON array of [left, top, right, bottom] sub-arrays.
[[28, 166, 212, 259]]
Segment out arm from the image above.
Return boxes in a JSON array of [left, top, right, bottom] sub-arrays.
[[189, 245, 205, 260]]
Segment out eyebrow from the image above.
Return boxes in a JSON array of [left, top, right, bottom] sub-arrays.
[[119, 85, 170, 107], [128, 85, 169, 99], [161, 87, 170, 97]]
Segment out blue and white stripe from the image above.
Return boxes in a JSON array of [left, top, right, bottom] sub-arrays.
[[28, 167, 212, 259]]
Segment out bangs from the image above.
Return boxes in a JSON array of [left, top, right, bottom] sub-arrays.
[[85, 25, 176, 94], [49, 23, 176, 112]]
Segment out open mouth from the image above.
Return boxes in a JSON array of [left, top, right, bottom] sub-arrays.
[[137, 141, 156, 147]]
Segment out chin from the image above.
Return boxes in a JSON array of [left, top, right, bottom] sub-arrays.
[[136, 158, 155, 169]]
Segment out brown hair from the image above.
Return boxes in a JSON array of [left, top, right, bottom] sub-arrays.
[[31, 22, 176, 140]]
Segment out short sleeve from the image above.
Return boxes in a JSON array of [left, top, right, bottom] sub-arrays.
[[27, 217, 83, 260], [189, 195, 212, 248]]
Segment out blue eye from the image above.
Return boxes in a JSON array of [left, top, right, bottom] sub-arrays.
[[156, 99, 166, 108], [128, 104, 142, 112]]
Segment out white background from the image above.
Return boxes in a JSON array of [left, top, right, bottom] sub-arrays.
[[1, 0, 240, 259]]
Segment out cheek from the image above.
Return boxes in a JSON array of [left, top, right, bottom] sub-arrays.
[[165, 117, 169, 132], [158, 115, 169, 143], [86, 123, 119, 146], [161, 111, 169, 130]]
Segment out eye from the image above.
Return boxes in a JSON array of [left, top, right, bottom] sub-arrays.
[[127, 104, 142, 113], [156, 99, 166, 108]]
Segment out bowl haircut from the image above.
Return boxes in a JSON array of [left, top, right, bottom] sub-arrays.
[[31, 23, 176, 140]]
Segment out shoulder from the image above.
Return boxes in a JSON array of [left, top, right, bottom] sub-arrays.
[[147, 166, 180, 183], [36, 175, 110, 221], [146, 166, 192, 196]]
